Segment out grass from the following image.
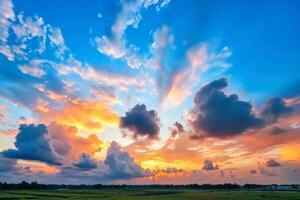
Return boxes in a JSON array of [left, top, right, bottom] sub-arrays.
[[0, 189, 299, 200]]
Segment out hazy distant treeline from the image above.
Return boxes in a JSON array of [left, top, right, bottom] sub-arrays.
[[0, 181, 299, 190]]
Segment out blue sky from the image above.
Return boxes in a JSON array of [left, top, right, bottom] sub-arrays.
[[0, 0, 300, 184]]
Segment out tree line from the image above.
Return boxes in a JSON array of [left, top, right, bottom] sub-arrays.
[[0, 181, 299, 190]]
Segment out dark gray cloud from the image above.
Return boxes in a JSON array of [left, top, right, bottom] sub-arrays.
[[104, 141, 151, 179], [266, 159, 282, 167], [270, 126, 286, 135], [0, 155, 18, 172], [261, 97, 293, 123], [120, 104, 160, 140], [58, 141, 151, 183], [249, 169, 257, 174], [2, 124, 61, 165], [169, 121, 184, 137], [192, 78, 264, 137], [202, 160, 219, 171], [73, 153, 97, 171], [153, 167, 184, 174]]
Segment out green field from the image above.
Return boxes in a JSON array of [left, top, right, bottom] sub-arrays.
[[0, 189, 300, 200]]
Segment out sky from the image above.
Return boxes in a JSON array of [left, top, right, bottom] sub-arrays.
[[0, 0, 300, 184]]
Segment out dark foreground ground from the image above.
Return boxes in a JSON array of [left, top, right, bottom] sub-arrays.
[[0, 189, 300, 200]]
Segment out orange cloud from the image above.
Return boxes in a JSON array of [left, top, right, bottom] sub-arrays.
[[45, 101, 120, 133], [48, 122, 103, 162]]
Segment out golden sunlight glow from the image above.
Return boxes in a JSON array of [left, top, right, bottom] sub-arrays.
[[281, 142, 300, 160], [17, 160, 59, 174], [141, 158, 200, 170], [47, 101, 120, 133]]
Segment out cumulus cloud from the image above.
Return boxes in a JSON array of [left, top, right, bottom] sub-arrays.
[[120, 104, 160, 140], [191, 78, 264, 138], [261, 97, 293, 123], [0, 155, 18, 172], [73, 153, 97, 171], [56, 141, 151, 184], [2, 124, 61, 165], [104, 141, 150, 179], [48, 122, 102, 162], [266, 159, 282, 168], [202, 160, 219, 171]]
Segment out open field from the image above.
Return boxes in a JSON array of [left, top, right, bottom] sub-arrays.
[[0, 189, 300, 200]]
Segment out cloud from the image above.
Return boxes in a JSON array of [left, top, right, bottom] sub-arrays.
[[169, 121, 184, 138], [0, 155, 17, 172], [120, 104, 160, 140], [94, 0, 171, 69], [48, 122, 102, 162], [46, 101, 119, 133], [64, 60, 147, 91], [56, 141, 151, 183], [261, 97, 294, 123], [18, 62, 46, 78], [2, 124, 62, 165], [12, 12, 47, 56], [270, 126, 286, 135], [148, 25, 175, 104], [0, 0, 69, 61], [94, 0, 145, 68], [48, 26, 67, 58], [149, 25, 231, 108], [158, 167, 184, 174], [266, 159, 282, 168], [162, 44, 208, 108], [73, 153, 97, 171], [202, 160, 219, 171], [0, 104, 9, 123], [104, 141, 150, 179], [191, 78, 264, 138], [249, 169, 257, 174], [0, 0, 15, 61], [144, 0, 172, 10]]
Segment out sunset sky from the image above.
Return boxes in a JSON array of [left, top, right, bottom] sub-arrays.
[[0, 0, 300, 185]]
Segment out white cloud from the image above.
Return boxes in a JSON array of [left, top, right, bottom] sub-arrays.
[[163, 45, 209, 108], [95, 0, 172, 69], [18, 60, 46, 78], [163, 44, 232, 108], [149, 25, 174, 70], [48, 26, 67, 59], [0, 0, 15, 60], [12, 13, 47, 56], [159, 0, 172, 9], [0, 1, 67, 61], [13, 13, 45, 40]]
